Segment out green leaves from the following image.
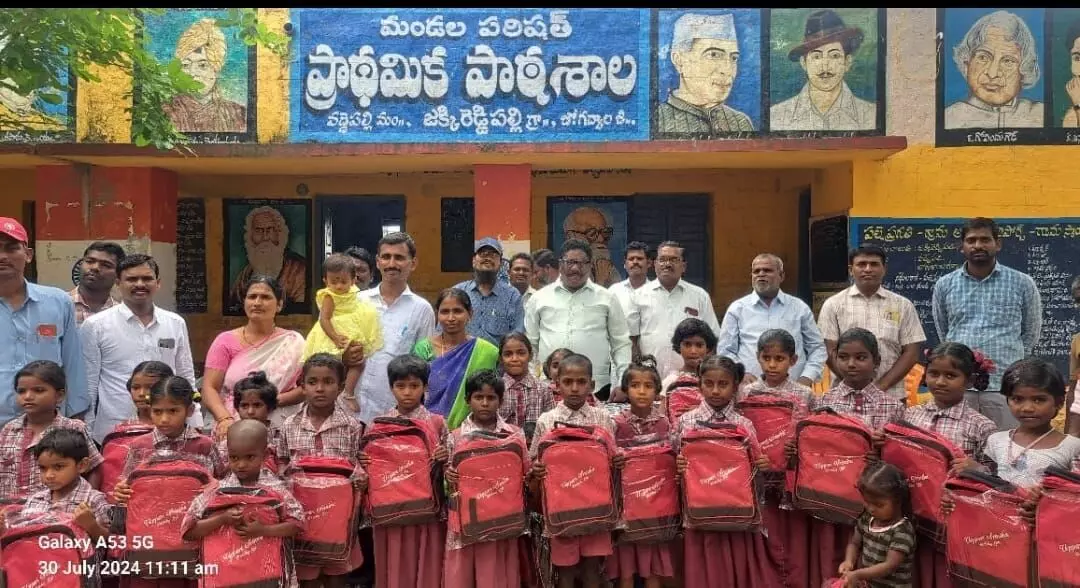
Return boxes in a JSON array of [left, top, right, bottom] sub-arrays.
[[0, 8, 289, 150]]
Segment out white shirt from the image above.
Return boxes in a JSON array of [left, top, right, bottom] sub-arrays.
[[525, 279, 631, 389], [607, 279, 645, 336], [354, 285, 435, 424], [80, 303, 199, 442], [635, 279, 721, 379]]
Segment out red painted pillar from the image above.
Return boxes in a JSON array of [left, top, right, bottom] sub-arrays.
[[472, 164, 532, 257], [35, 165, 178, 307]]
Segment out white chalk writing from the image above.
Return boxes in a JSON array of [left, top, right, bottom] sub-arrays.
[[478, 11, 572, 41], [965, 130, 1019, 144], [379, 15, 467, 39], [305, 45, 449, 110]]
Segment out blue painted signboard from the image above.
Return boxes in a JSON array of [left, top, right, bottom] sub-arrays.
[[290, 8, 651, 143]]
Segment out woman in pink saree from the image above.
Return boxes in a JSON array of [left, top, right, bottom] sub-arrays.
[[201, 275, 306, 439]]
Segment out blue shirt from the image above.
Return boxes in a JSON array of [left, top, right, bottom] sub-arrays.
[[716, 290, 828, 382], [932, 262, 1042, 391], [0, 282, 88, 425], [452, 279, 525, 345]]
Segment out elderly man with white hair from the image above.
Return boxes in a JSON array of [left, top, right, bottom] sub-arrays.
[[230, 206, 308, 308], [716, 253, 827, 386], [657, 12, 754, 134], [944, 10, 1044, 129]]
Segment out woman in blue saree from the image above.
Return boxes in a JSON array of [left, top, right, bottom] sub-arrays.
[[412, 288, 499, 429]]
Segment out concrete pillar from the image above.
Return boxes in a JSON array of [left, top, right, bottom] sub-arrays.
[[34, 165, 179, 308], [472, 164, 532, 256]]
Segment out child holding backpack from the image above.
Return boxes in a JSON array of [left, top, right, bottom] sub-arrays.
[[183, 419, 305, 587], [444, 369, 530, 588], [215, 370, 291, 475], [365, 354, 448, 588], [608, 356, 675, 588], [281, 353, 367, 588], [530, 353, 622, 588]]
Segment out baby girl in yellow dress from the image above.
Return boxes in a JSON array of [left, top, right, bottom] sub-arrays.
[[303, 253, 383, 395]]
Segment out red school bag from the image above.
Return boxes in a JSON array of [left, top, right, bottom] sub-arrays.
[[880, 421, 964, 546], [735, 395, 796, 472], [618, 437, 680, 543], [0, 510, 95, 588], [199, 487, 289, 588], [537, 422, 619, 538], [124, 451, 213, 579], [288, 455, 361, 567], [100, 423, 154, 501], [944, 471, 1031, 588], [791, 409, 873, 524], [361, 417, 441, 526], [448, 429, 529, 545], [665, 374, 702, 424], [680, 421, 762, 531], [1035, 466, 1080, 588]]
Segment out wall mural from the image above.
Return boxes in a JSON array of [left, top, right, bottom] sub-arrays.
[[222, 199, 312, 316], [936, 8, 1080, 146], [0, 40, 75, 143], [142, 8, 257, 143], [547, 197, 628, 288]]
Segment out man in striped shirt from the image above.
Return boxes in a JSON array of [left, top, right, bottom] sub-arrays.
[[932, 217, 1043, 430]]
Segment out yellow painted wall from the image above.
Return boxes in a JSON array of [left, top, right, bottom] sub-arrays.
[[852, 146, 1080, 218], [178, 168, 811, 360], [0, 169, 34, 220]]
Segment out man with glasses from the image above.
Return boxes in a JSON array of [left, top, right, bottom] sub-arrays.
[[525, 239, 632, 401], [453, 237, 525, 345], [562, 206, 620, 287], [633, 240, 721, 380]]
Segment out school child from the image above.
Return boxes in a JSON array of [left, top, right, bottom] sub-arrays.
[[743, 329, 814, 588], [281, 353, 367, 588], [530, 353, 620, 588], [216, 370, 290, 474], [1, 428, 112, 541], [498, 332, 554, 443], [544, 347, 596, 405], [893, 342, 996, 588], [980, 357, 1080, 487], [675, 355, 777, 588], [795, 328, 904, 588], [111, 376, 228, 482], [815, 328, 905, 430], [0, 360, 104, 500], [303, 253, 383, 397], [660, 318, 717, 393], [182, 419, 305, 587], [124, 361, 174, 426], [362, 354, 447, 588], [608, 356, 674, 588], [836, 462, 916, 588], [443, 369, 529, 588]]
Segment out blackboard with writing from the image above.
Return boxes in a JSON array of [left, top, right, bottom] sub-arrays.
[[176, 198, 208, 314], [850, 218, 1080, 379]]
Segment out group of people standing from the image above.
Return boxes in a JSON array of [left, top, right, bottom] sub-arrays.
[[0, 212, 1077, 587]]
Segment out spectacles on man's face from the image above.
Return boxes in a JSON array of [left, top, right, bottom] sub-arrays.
[[568, 227, 614, 242], [560, 258, 591, 269], [656, 256, 683, 265]]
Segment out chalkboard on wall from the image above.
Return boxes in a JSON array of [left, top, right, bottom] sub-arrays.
[[176, 198, 209, 314], [850, 218, 1080, 379], [810, 215, 849, 286], [441, 198, 474, 273]]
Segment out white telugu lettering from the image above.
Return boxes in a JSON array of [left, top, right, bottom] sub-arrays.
[[379, 15, 467, 39], [304, 45, 448, 111]]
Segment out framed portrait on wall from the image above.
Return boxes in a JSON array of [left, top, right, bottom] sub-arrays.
[[223, 199, 312, 316], [547, 197, 629, 288]]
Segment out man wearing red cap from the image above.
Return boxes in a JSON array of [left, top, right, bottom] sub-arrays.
[[0, 218, 88, 425]]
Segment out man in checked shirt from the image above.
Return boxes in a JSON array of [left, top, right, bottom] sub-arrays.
[[932, 217, 1043, 430]]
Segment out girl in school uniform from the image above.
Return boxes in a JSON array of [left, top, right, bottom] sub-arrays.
[[444, 369, 529, 588], [900, 342, 996, 588], [795, 328, 905, 588], [608, 356, 675, 588], [366, 354, 448, 588], [675, 355, 778, 588]]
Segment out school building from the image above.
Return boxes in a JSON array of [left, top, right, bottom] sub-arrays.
[[1, 7, 1077, 372]]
